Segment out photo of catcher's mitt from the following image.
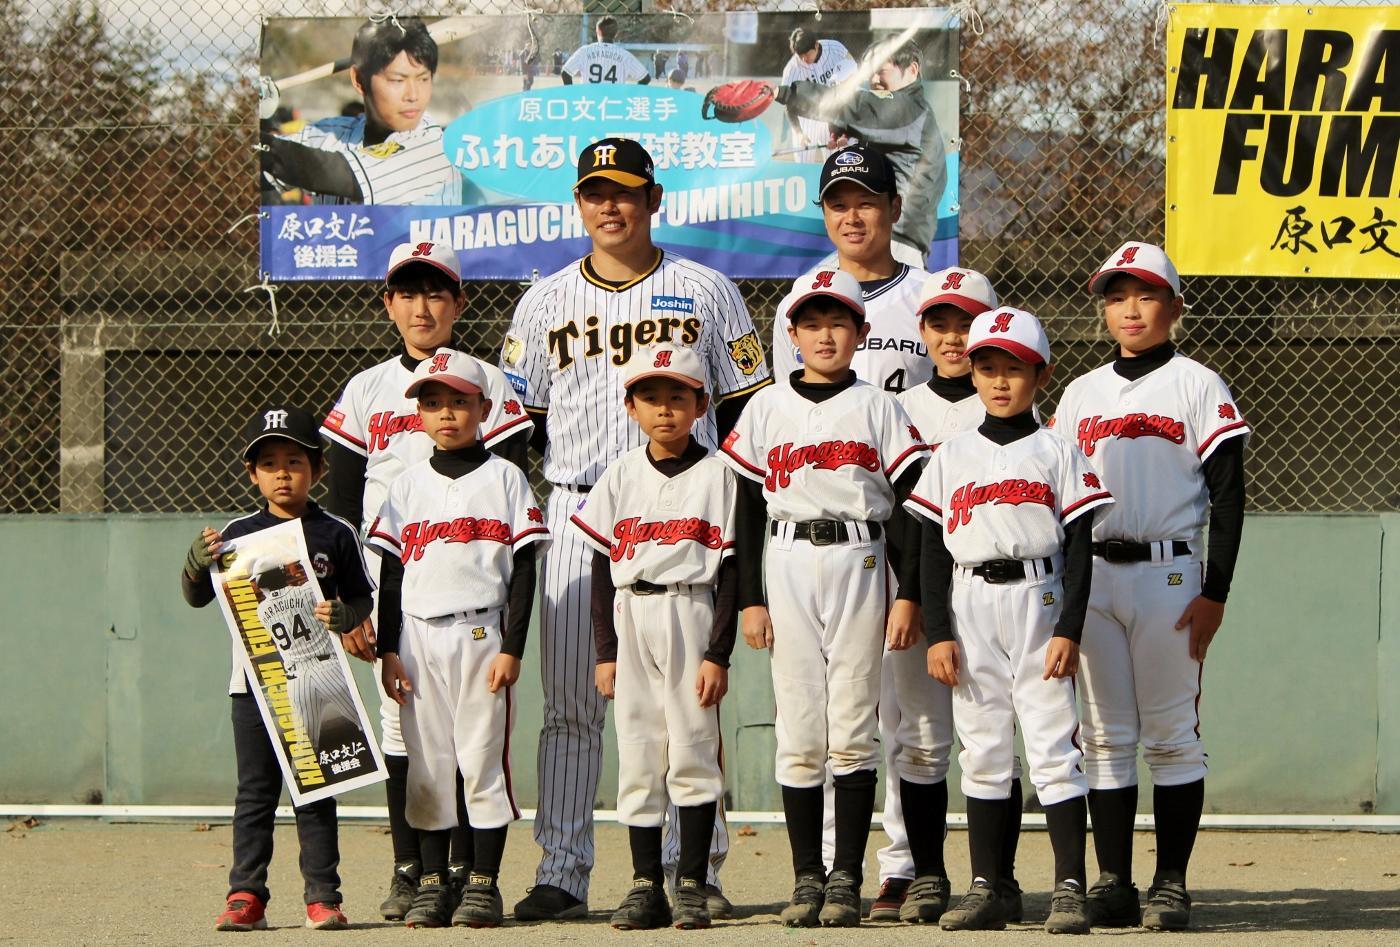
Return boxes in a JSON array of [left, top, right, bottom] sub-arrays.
[[702, 79, 776, 123]]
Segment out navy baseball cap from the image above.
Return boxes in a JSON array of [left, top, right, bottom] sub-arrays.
[[242, 405, 323, 462], [818, 143, 898, 200], [575, 137, 655, 189]]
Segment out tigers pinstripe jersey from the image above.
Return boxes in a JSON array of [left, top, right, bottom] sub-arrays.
[[272, 114, 463, 205], [500, 251, 772, 488], [780, 40, 857, 154], [772, 263, 932, 395], [321, 354, 533, 531]]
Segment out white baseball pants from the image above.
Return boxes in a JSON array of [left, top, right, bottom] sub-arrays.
[[1078, 554, 1207, 789], [614, 586, 725, 824], [766, 525, 887, 788], [949, 563, 1087, 806], [398, 611, 517, 831]]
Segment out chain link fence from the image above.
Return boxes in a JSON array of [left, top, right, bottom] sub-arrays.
[[2, 0, 1395, 515]]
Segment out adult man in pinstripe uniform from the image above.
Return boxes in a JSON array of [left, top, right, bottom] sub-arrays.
[[502, 138, 772, 920]]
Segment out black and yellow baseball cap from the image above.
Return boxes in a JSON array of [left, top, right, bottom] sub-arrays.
[[575, 137, 655, 190]]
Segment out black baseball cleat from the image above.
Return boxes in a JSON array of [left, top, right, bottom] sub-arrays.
[[818, 870, 862, 927], [780, 873, 826, 928], [379, 861, 420, 920], [514, 883, 588, 921], [997, 877, 1024, 923], [939, 880, 1005, 931], [610, 878, 672, 930], [1086, 870, 1141, 927], [672, 878, 712, 930], [899, 874, 951, 923], [445, 863, 468, 915], [403, 874, 451, 928], [703, 884, 733, 920], [1045, 882, 1092, 934], [1143, 873, 1192, 931], [452, 874, 504, 928]]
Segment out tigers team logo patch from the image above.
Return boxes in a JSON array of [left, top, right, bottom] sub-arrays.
[[728, 331, 763, 376], [360, 141, 404, 159], [1168, 573, 1184, 586]]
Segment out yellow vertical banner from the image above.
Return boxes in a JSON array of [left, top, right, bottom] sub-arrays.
[[1166, 4, 1400, 279]]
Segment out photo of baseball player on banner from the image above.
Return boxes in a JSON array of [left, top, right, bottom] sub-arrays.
[[212, 519, 386, 806], [258, 8, 962, 281]]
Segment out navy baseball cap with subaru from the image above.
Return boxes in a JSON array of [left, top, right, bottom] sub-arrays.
[[818, 143, 898, 200]]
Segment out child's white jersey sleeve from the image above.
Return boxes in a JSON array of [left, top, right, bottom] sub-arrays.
[[571, 447, 737, 587]]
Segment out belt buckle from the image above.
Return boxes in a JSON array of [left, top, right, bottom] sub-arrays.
[[1103, 539, 1131, 563], [808, 521, 837, 546], [981, 560, 1012, 584], [632, 582, 659, 596]]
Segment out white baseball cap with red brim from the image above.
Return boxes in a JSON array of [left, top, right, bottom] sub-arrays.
[[919, 268, 998, 317], [965, 307, 1052, 365], [386, 240, 462, 283], [623, 343, 707, 391], [404, 348, 487, 398], [783, 268, 866, 321], [1087, 241, 1181, 296]]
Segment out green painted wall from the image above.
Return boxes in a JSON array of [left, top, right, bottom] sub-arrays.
[[0, 513, 1391, 813]]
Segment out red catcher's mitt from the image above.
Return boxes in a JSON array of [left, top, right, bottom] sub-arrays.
[[702, 80, 775, 123]]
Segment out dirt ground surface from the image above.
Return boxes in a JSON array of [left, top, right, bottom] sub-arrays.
[[2, 819, 1397, 945]]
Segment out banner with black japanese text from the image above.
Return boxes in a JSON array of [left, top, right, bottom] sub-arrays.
[[257, 8, 962, 280], [212, 519, 386, 806], [1166, 3, 1400, 278]]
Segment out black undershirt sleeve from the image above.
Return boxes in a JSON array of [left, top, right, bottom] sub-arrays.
[[885, 462, 926, 604], [919, 516, 956, 644], [561, 71, 573, 85], [591, 551, 619, 664], [375, 552, 404, 655], [501, 545, 537, 659], [181, 567, 215, 608], [715, 390, 755, 443], [1200, 436, 1247, 603], [489, 428, 530, 473], [1053, 515, 1095, 643], [260, 134, 363, 201], [526, 408, 548, 457], [735, 477, 769, 609], [705, 557, 739, 667], [638, 74, 651, 85], [323, 441, 367, 524]]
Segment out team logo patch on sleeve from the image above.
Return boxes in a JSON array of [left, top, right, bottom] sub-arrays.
[[728, 331, 763, 376], [504, 371, 528, 396], [651, 295, 695, 313], [502, 333, 524, 366], [360, 141, 404, 159], [1083, 472, 1102, 489], [326, 408, 346, 427], [1218, 403, 1237, 420]]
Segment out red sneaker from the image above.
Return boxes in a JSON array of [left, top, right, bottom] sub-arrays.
[[305, 902, 349, 930], [216, 892, 267, 931], [867, 877, 912, 921]]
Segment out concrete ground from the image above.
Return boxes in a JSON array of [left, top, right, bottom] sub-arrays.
[[2, 818, 1398, 945]]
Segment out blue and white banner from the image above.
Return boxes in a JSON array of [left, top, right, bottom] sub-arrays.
[[259, 10, 961, 281]]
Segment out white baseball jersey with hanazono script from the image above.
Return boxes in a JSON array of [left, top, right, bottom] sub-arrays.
[[322, 354, 533, 529], [781, 40, 857, 151], [368, 455, 549, 618], [773, 264, 932, 395], [720, 380, 927, 522], [569, 446, 736, 587], [275, 114, 463, 205], [501, 252, 772, 487], [562, 42, 649, 83], [1051, 355, 1249, 542], [904, 428, 1114, 563]]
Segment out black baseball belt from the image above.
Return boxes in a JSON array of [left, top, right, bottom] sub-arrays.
[[629, 579, 708, 595], [1092, 539, 1192, 563], [969, 558, 1055, 584], [771, 519, 883, 546]]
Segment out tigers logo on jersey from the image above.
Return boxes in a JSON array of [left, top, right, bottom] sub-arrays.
[[728, 332, 763, 376], [1077, 413, 1187, 456], [765, 440, 880, 491], [361, 141, 404, 159], [946, 479, 1056, 533]]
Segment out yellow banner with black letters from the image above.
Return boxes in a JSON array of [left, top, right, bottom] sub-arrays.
[[1166, 3, 1400, 279]]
